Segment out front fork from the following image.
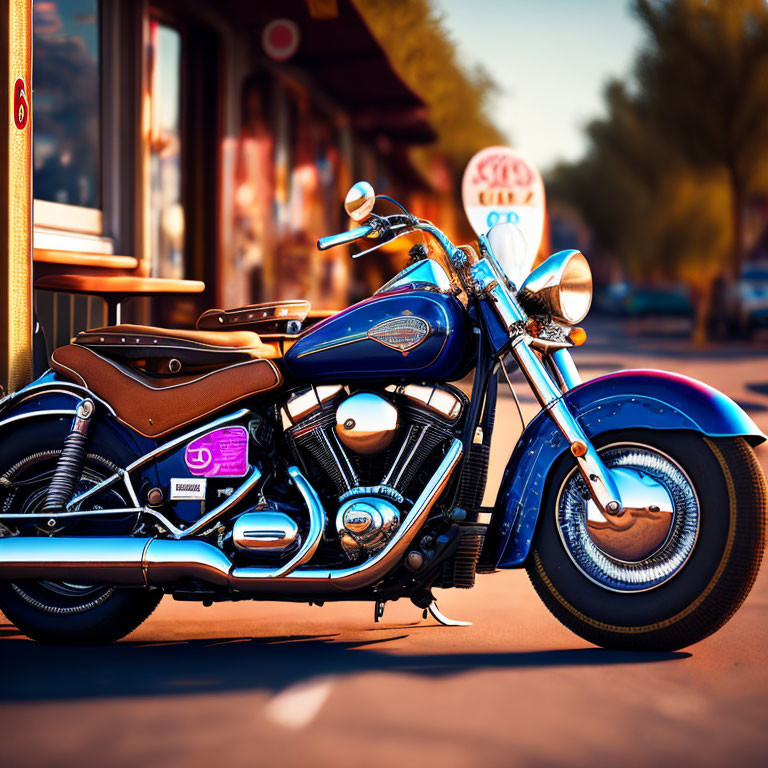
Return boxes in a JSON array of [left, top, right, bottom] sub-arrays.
[[469, 254, 624, 518], [508, 336, 624, 516]]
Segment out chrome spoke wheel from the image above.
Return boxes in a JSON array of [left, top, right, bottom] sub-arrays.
[[556, 443, 699, 592]]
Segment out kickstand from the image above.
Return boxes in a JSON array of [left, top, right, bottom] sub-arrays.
[[426, 601, 471, 627], [374, 599, 385, 623]]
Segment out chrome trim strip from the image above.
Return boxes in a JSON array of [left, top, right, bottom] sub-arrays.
[[0, 409, 76, 430], [8, 382, 119, 418], [0, 507, 142, 520], [296, 332, 367, 358]]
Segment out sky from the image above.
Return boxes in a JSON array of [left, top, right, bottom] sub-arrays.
[[434, 0, 645, 172]]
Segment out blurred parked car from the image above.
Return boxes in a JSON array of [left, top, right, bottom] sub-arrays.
[[624, 284, 693, 318], [593, 281, 630, 315], [718, 263, 768, 337]]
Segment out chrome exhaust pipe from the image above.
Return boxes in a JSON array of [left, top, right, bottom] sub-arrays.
[[0, 440, 462, 594], [0, 536, 150, 585]]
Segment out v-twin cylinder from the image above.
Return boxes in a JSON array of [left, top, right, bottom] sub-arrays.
[[0, 440, 462, 595]]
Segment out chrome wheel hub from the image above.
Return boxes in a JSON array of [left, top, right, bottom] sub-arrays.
[[557, 444, 699, 592]]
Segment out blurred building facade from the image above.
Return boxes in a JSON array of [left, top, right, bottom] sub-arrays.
[[29, 0, 444, 353]]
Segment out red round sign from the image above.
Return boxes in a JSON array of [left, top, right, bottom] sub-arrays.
[[14, 78, 28, 130], [262, 19, 300, 62]]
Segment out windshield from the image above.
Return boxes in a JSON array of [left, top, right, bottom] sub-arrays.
[[486, 221, 535, 288]]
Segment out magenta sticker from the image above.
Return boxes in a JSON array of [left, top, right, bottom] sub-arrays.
[[184, 427, 249, 477]]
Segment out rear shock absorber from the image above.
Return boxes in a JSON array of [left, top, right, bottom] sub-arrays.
[[42, 399, 95, 514]]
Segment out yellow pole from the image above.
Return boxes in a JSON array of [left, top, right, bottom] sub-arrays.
[[0, 0, 33, 394]]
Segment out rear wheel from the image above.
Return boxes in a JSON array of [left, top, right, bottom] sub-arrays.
[[0, 448, 161, 644], [527, 430, 766, 651]]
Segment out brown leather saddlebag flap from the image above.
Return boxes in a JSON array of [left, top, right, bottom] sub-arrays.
[[51, 344, 282, 439]]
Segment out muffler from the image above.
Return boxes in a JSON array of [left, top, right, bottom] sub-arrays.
[[0, 440, 462, 595]]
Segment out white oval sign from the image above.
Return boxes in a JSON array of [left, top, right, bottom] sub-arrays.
[[462, 146, 545, 281]]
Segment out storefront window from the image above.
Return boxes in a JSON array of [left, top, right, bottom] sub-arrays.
[[33, 0, 101, 211], [148, 20, 184, 279]]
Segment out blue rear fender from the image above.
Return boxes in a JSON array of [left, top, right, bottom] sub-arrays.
[[0, 371, 156, 467], [486, 369, 766, 570]]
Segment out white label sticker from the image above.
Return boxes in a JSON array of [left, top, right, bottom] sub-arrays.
[[170, 478, 207, 500]]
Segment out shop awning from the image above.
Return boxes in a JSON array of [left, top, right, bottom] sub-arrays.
[[222, 0, 437, 144]]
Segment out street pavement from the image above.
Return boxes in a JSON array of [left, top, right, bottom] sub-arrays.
[[2, 317, 768, 768]]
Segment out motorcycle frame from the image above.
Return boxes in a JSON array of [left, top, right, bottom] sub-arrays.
[[62, 407, 263, 538], [1, 212, 765, 581]]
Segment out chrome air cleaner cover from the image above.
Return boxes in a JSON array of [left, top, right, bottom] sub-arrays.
[[335, 392, 399, 455]]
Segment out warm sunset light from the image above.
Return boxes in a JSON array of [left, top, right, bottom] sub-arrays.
[[1, 3, 767, 768]]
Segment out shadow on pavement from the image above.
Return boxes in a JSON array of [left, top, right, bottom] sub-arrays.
[[0, 623, 690, 703]]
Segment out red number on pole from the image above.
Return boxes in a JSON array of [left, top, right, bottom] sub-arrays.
[[14, 78, 28, 130]]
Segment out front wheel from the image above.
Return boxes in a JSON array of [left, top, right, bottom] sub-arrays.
[[527, 431, 766, 651]]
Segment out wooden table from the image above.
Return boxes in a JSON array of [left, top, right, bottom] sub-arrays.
[[34, 274, 206, 324]]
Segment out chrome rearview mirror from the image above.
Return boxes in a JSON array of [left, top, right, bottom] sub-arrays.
[[344, 181, 375, 221]]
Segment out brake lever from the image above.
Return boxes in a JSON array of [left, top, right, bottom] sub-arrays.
[[352, 227, 417, 258], [350, 214, 418, 259]]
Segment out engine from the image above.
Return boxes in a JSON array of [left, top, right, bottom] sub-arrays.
[[281, 383, 465, 560]]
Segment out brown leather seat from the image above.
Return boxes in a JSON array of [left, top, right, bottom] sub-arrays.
[[75, 324, 281, 370], [51, 343, 283, 439]]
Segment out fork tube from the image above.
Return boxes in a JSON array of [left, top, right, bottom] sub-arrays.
[[509, 336, 623, 516], [549, 348, 582, 392]]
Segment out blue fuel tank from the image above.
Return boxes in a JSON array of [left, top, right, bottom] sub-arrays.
[[284, 289, 473, 382]]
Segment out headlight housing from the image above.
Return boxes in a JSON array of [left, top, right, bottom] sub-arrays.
[[518, 249, 592, 325]]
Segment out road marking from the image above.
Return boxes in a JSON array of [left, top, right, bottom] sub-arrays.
[[266, 678, 333, 729]]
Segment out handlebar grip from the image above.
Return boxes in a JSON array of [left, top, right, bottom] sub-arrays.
[[317, 224, 373, 251]]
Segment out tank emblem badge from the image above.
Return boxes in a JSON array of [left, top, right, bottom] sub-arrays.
[[367, 316, 430, 354], [184, 426, 248, 477]]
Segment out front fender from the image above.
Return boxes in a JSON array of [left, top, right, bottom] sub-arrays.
[[484, 369, 766, 570]]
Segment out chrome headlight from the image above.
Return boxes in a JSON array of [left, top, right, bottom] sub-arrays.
[[518, 249, 592, 325]]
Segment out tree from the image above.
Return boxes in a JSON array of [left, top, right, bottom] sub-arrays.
[[549, 0, 768, 341], [353, 0, 505, 175], [634, 0, 768, 277]]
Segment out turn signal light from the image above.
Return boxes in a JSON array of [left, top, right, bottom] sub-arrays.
[[568, 327, 587, 346], [570, 441, 587, 457]]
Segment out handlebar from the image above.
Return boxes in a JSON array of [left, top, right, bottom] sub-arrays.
[[317, 224, 374, 251], [317, 213, 528, 336]]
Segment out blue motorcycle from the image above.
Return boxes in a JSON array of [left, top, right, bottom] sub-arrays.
[[0, 181, 765, 648]]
